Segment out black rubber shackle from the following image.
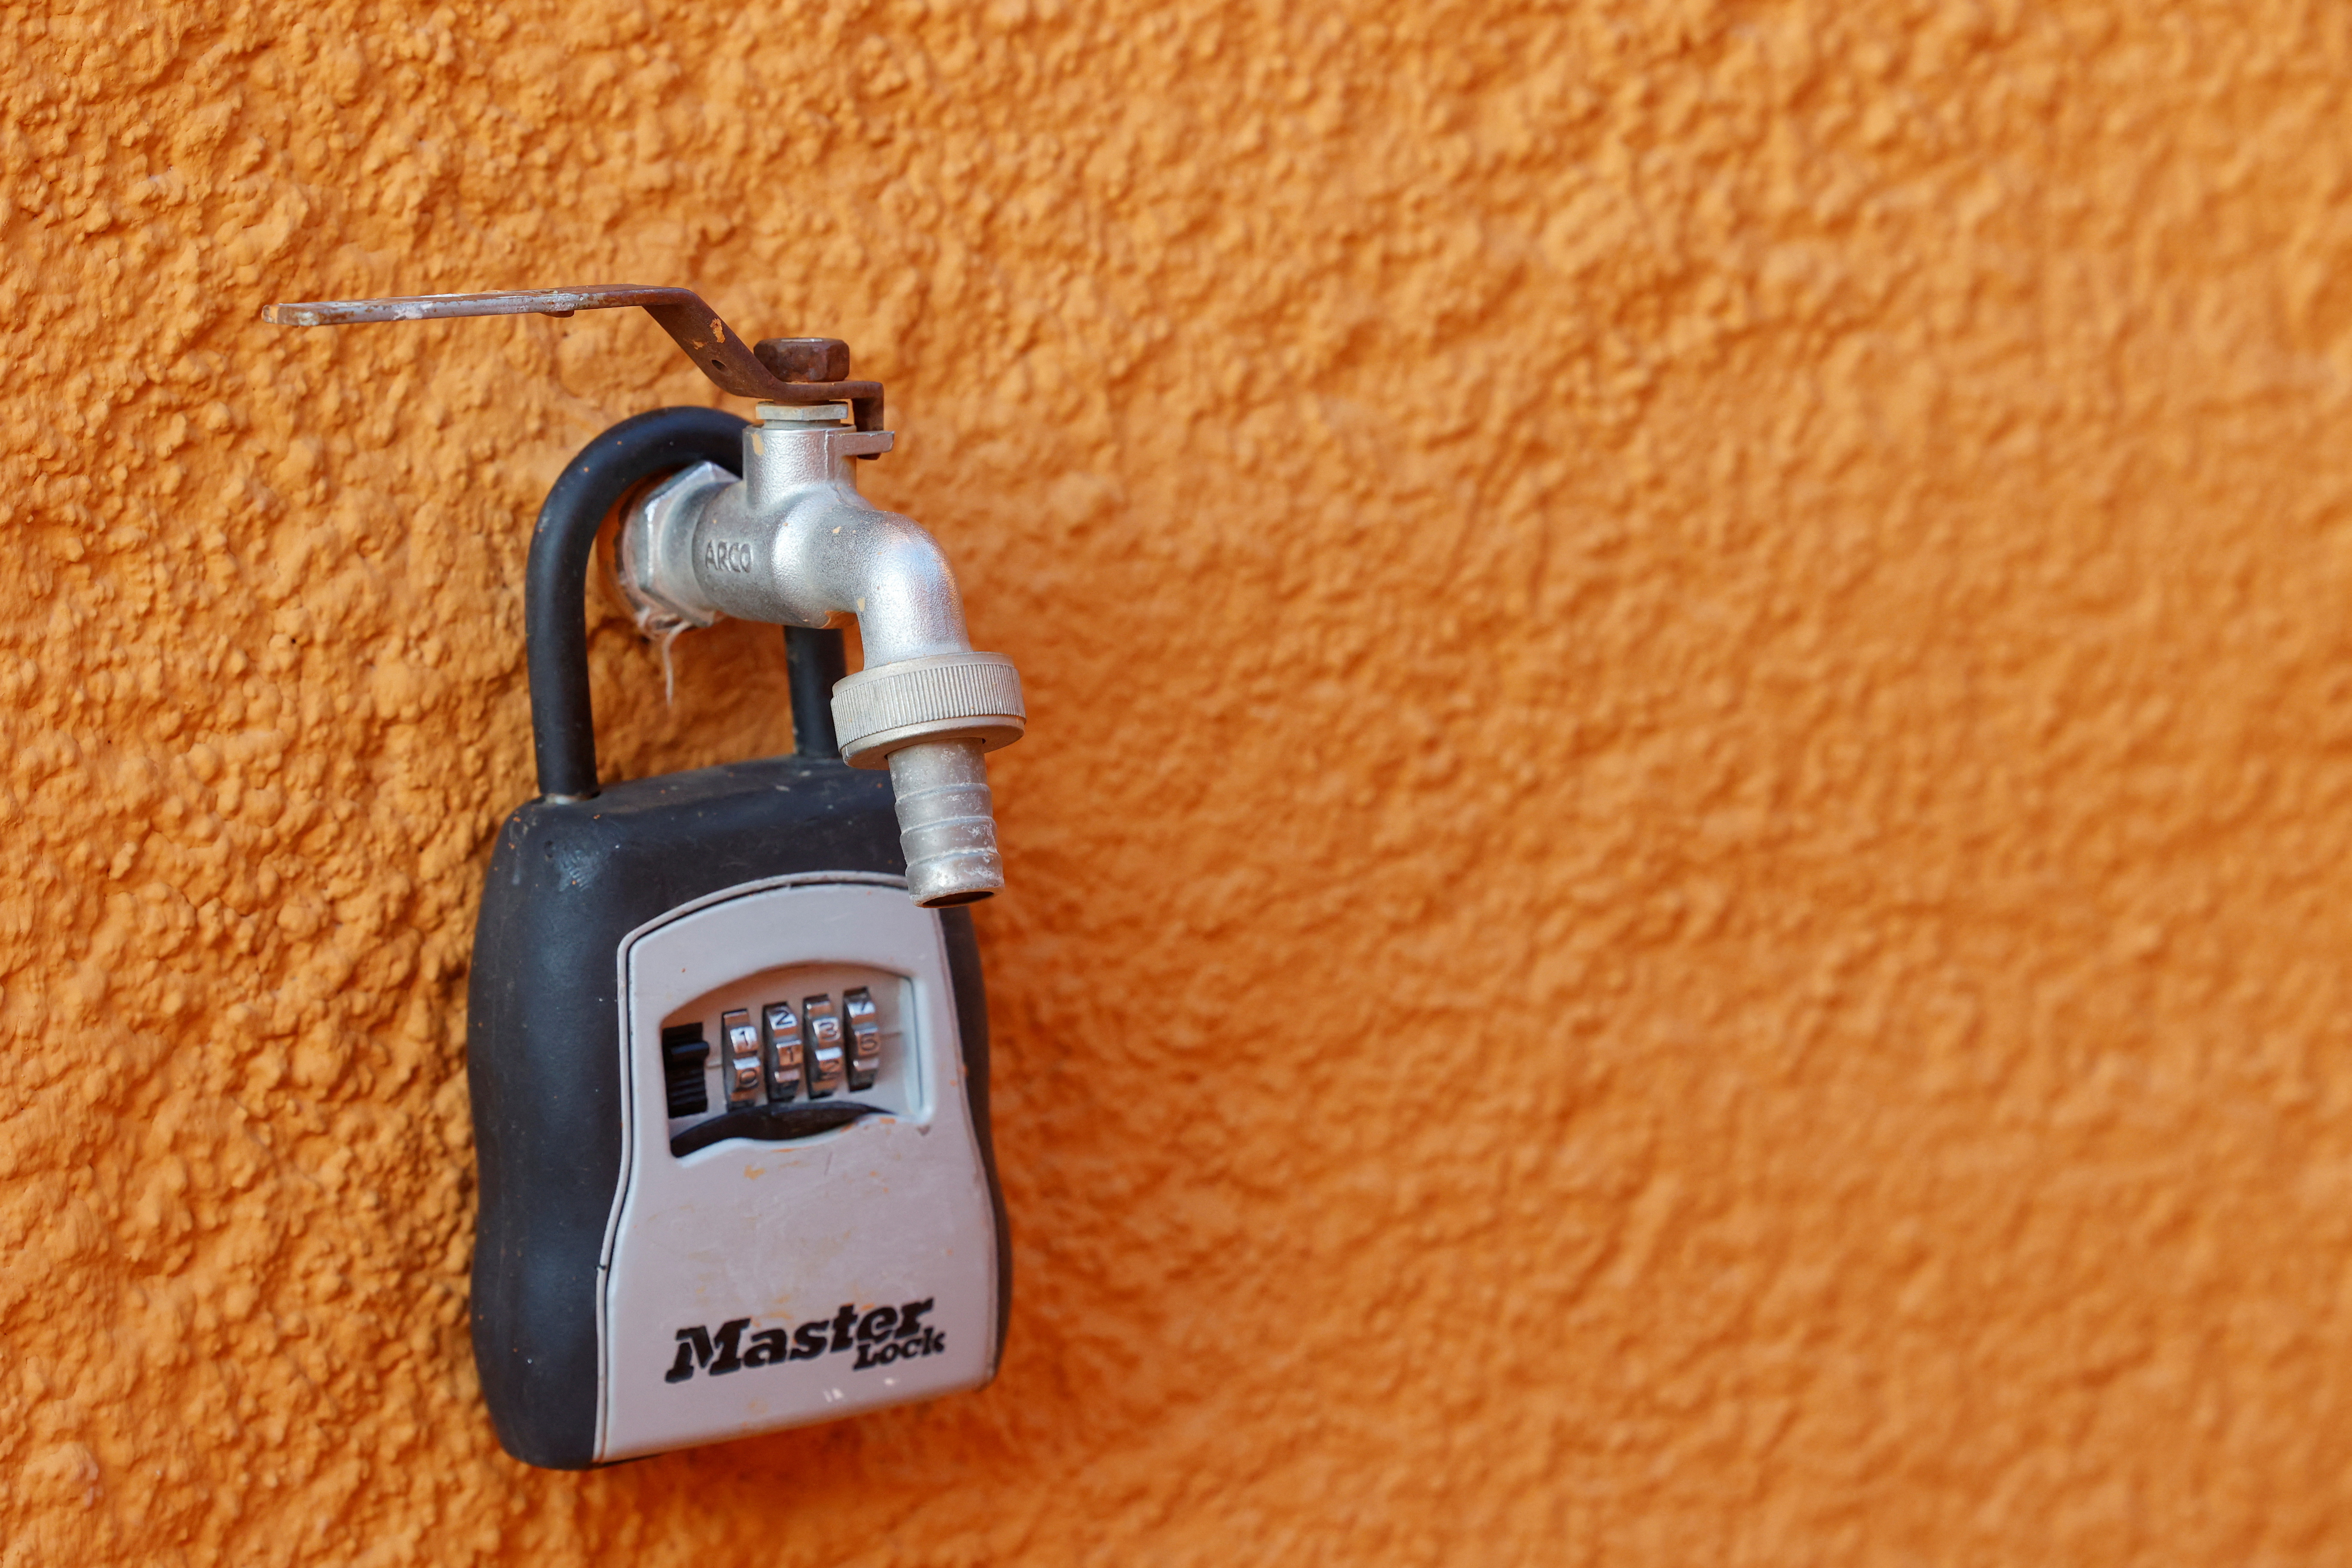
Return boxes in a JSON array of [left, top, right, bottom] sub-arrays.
[[525, 405, 845, 798]]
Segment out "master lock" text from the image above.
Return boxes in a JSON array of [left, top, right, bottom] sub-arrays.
[[665, 1299, 943, 1383]]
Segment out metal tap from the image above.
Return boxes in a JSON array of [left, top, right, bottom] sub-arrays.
[[618, 391, 1022, 905], [262, 286, 1026, 906]]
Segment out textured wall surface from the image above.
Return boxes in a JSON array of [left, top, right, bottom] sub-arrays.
[[6, 0, 2352, 1562]]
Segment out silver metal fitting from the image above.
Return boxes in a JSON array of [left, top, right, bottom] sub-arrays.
[[755, 401, 851, 425], [832, 651, 1024, 769], [616, 418, 1024, 906], [886, 740, 1003, 906], [619, 463, 733, 631]]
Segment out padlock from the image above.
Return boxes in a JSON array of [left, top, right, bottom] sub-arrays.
[[265, 289, 1019, 1468]]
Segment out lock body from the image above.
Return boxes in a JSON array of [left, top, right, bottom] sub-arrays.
[[468, 754, 1009, 1469]]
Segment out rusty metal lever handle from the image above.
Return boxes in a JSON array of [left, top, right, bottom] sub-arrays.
[[261, 285, 884, 432]]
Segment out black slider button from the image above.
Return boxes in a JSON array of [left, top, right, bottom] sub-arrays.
[[661, 1023, 710, 1118], [804, 995, 845, 1098]]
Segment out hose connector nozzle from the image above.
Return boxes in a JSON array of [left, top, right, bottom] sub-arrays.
[[887, 740, 1004, 906], [830, 651, 1024, 903]]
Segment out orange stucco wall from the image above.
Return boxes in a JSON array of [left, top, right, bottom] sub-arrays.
[[7, 1, 2352, 1562]]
